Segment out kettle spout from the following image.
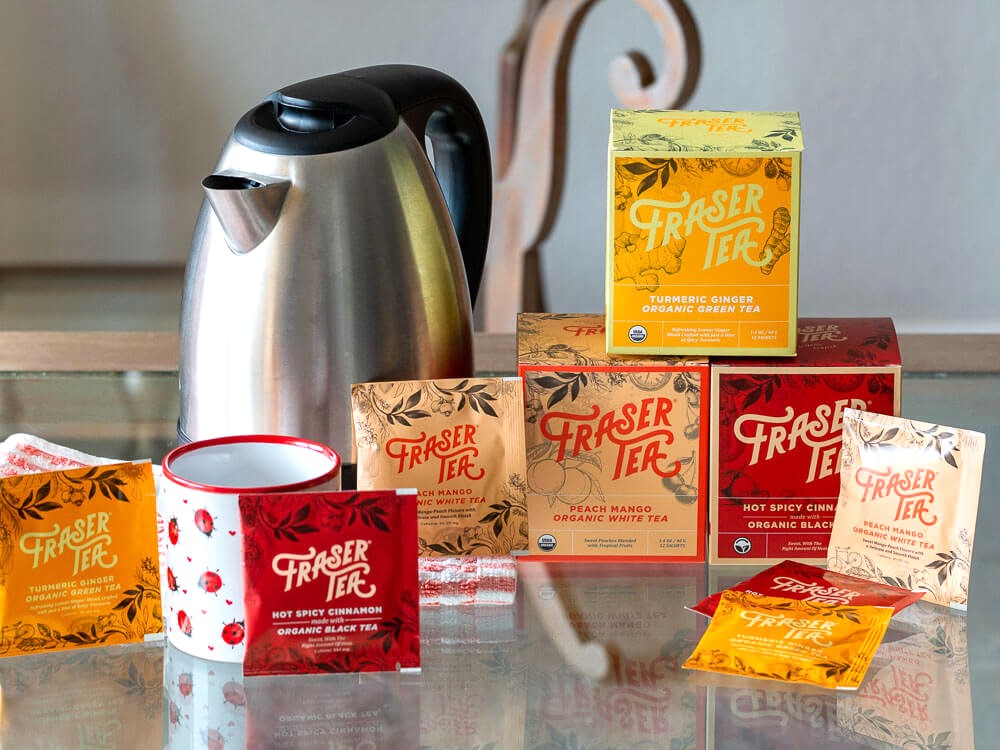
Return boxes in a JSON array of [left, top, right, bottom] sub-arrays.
[[202, 171, 290, 254]]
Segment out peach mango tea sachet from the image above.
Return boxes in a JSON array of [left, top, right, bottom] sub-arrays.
[[827, 409, 986, 609], [352, 377, 527, 557]]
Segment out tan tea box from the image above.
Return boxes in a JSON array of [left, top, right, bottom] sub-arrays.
[[607, 110, 803, 356], [518, 313, 709, 561], [710, 317, 902, 565]]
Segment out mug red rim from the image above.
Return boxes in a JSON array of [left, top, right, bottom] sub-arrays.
[[162, 434, 341, 493]]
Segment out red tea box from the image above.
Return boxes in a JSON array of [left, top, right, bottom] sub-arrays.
[[518, 313, 709, 561], [710, 317, 901, 564]]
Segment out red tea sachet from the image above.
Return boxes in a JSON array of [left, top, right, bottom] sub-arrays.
[[688, 559, 923, 618], [239, 490, 419, 676]]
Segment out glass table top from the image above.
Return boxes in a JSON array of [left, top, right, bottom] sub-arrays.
[[0, 370, 996, 749]]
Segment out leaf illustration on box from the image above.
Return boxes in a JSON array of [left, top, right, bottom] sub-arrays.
[[70, 466, 132, 502], [480, 495, 523, 538], [722, 374, 782, 411], [856, 422, 901, 453], [763, 157, 793, 190], [860, 333, 894, 351], [720, 469, 768, 505], [926, 549, 969, 586], [531, 372, 589, 408], [113, 582, 156, 625], [619, 157, 680, 196]]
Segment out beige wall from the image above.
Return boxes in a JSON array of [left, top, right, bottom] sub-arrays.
[[2, 1, 996, 333]]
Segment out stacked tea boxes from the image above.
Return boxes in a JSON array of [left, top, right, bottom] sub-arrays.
[[520, 110, 900, 563]]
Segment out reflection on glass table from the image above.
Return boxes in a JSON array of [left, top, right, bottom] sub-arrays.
[[0, 560, 979, 749], [0, 372, 995, 748]]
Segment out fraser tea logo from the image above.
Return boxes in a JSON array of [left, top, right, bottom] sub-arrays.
[[386, 425, 485, 484], [734, 399, 866, 483], [854, 467, 938, 526], [770, 576, 862, 605], [628, 183, 771, 270], [739, 611, 836, 647], [271, 539, 375, 602], [655, 116, 752, 133], [799, 323, 847, 344], [540, 397, 681, 481], [563, 323, 604, 337], [862, 663, 932, 722], [19, 511, 118, 575]]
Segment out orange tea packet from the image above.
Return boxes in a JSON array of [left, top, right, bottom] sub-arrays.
[[683, 591, 892, 690], [827, 409, 986, 609], [0, 461, 161, 657], [352, 377, 527, 556]]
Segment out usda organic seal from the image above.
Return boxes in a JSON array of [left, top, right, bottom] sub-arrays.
[[628, 325, 647, 343], [537, 534, 557, 552]]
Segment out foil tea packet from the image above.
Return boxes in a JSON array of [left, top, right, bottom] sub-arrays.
[[352, 377, 528, 556], [827, 409, 986, 609], [0, 432, 119, 477], [239, 489, 419, 676], [689, 559, 923, 618], [683, 591, 892, 690], [0, 461, 161, 657]]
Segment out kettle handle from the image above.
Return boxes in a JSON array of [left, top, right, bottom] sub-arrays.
[[342, 65, 492, 305]]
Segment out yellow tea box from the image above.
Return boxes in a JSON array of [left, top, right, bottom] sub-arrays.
[[607, 110, 803, 356], [518, 313, 709, 561]]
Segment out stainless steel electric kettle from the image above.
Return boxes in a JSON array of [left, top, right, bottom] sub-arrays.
[[177, 64, 492, 466]]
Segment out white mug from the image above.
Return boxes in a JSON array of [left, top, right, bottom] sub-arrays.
[[158, 434, 340, 662]]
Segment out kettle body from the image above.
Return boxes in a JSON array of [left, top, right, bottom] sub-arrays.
[[178, 65, 492, 462]]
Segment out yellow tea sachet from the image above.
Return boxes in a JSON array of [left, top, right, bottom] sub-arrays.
[[352, 377, 527, 556], [684, 591, 892, 690], [0, 461, 161, 657], [828, 409, 986, 609]]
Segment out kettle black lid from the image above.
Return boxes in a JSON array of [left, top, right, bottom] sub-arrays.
[[234, 73, 399, 155]]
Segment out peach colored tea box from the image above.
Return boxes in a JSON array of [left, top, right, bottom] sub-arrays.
[[607, 110, 803, 356], [518, 313, 709, 561]]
